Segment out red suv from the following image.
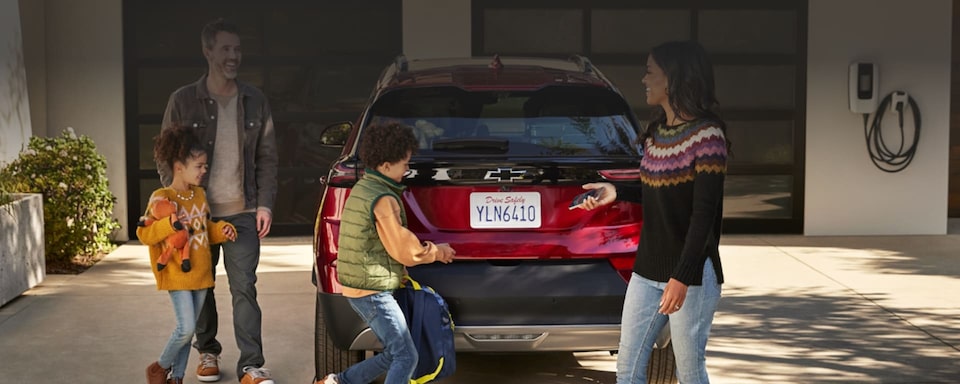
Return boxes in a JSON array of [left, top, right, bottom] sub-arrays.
[[312, 55, 674, 381]]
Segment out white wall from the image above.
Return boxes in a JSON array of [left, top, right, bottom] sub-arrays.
[[44, 0, 128, 240], [0, 0, 31, 165], [805, 0, 952, 235], [403, 0, 471, 59]]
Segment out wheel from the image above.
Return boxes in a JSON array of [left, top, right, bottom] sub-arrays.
[[647, 342, 678, 384], [314, 294, 364, 380]]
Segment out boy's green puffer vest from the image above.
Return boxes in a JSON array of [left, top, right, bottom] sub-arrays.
[[337, 169, 408, 291]]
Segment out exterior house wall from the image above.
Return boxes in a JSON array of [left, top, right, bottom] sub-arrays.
[[0, 0, 31, 165], [33, 0, 129, 240], [805, 0, 952, 235]]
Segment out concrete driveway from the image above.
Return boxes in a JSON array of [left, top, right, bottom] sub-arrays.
[[1, 233, 958, 383]]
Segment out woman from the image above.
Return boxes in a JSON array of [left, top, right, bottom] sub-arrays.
[[579, 40, 729, 383]]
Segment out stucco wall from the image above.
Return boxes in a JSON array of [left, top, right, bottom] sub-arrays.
[[0, 0, 31, 166], [43, 0, 128, 240], [805, 0, 952, 235]]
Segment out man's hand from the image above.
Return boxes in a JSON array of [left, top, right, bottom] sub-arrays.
[[256, 209, 272, 239]]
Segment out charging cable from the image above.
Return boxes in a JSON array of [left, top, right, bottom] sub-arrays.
[[862, 91, 921, 173]]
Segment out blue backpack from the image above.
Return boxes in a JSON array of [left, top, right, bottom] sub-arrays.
[[394, 276, 456, 383]]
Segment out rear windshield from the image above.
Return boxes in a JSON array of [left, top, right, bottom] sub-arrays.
[[366, 86, 640, 157]]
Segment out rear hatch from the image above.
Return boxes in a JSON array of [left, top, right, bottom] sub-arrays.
[[402, 159, 642, 259], [359, 84, 645, 327]]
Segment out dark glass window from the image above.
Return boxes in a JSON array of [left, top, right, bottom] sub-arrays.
[[368, 87, 640, 158], [474, 0, 807, 233], [124, 1, 402, 237]]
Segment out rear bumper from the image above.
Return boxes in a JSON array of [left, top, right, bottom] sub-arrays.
[[351, 324, 620, 352], [318, 259, 627, 352]]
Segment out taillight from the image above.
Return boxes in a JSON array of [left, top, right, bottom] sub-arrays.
[[326, 162, 363, 187], [314, 161, 362, 294], [608, 256, 635, 283], [598, 168, 642, 181]]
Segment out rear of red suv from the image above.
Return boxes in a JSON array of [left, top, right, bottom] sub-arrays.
[[312, 56, 672, 381]]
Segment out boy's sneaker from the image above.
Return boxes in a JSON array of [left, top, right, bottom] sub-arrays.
[[318, 373, 339, 384], [240, 366, 275, 384], [196, 352, 221, 382]]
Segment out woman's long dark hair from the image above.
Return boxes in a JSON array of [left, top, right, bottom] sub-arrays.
[[640, 40, 731, 153]]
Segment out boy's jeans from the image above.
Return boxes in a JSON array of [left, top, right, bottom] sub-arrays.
[[338, 291, 418, 384], [159, 289, 206, 379], [616, 259, 721, 384]]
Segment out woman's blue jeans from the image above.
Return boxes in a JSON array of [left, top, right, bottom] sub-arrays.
[[616, 259, 721, 384], [338, 291, 418, 384], [159, 289, 206, 379]]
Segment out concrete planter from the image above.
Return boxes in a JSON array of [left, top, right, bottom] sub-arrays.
[[0, 193, 45, 307]]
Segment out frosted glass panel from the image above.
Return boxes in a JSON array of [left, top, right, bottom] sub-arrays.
[[699, 10, 797, 54], [715, 65, 795, 109], [724, 175, 793, 218], [592, 10, 689, 53], [484, 9, 583, 54]]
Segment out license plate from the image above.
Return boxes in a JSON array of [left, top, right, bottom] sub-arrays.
[[469, 192, 541, 229]]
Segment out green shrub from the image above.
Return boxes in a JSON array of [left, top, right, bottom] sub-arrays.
[[0, 183, 11, 206], [0, 128, 120, 264]]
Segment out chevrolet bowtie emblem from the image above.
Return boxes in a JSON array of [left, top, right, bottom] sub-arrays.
[[484, 168, 526, 182]]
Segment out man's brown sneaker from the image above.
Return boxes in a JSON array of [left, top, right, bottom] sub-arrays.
[[146, 361, 169, 384], [240, 366, 275, 384], [196, 352, 221, 382]]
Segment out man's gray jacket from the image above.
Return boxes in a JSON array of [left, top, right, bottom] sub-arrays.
[[159, 74, 278, 214]]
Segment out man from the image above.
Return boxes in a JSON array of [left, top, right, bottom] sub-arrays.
[[159, 18, 278, 384]]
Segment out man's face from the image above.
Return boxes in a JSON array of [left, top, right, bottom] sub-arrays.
[[204, 31, 241, 80]]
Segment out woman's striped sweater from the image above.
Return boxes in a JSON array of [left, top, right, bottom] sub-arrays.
[[616, 119, 727, 286]]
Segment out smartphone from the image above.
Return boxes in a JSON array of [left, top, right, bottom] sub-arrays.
[[568, 189, 599, 210]]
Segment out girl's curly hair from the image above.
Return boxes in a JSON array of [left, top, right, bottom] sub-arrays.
[[360, 122, 418, 168], [154, 125, 205, 169]]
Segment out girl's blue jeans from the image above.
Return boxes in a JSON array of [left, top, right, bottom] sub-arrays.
[[159, 289, 206, 379], [616, 259, 721, 384], [338, 291, 418, 384]]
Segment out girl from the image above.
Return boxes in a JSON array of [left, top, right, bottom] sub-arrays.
[[141, 126, 236, 384]]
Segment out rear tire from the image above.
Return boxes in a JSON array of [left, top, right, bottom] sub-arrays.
[[315, 294, 364, 380], [647, 342, 678, 384]]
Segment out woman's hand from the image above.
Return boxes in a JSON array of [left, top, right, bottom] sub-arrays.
[[659, 278, 688, 315], [578, 182, 617, 210]]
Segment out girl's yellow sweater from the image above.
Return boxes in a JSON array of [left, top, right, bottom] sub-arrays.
[[136, 186, 234, 291]]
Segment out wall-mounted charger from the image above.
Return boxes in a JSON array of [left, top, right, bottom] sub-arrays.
[[849, 62, 878, 114]]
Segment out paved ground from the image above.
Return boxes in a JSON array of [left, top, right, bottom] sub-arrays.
[[1, 232, 958, 383]]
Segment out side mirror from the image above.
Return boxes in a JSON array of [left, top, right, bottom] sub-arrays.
[[320, 122, 353, 146]]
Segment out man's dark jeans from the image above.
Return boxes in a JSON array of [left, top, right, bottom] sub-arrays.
[[193, 212, 265, 379]]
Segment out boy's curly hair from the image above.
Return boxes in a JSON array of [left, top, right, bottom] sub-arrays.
[[360, 122, 418, 168], [154, 126, 205, 169]]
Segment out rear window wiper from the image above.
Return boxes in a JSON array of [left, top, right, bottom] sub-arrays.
[[431, 138, 509, 154]]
